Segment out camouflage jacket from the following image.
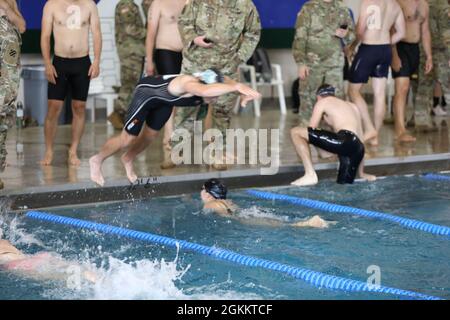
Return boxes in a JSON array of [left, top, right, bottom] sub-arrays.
[[115, 0, 146, 57], [429, 0, 450, 52], [179, 0, 261, 69], [0, 15, 21, 67], [292, 0, 355, 68]]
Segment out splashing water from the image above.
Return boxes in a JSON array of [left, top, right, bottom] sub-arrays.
[[0, 215, 45, 248], [236, 206, 290, 222], [91, 257, 190, 300]]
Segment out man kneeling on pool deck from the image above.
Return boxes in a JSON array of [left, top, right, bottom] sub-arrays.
[[0, 239, 97, 283], [201, 179, 333, 228], [90, 70, 261, 186], [290, 84, 376, 186]]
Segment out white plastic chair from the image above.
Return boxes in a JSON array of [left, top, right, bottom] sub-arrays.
[[86, 78, 118, 123], [235, 63, 287, 117]]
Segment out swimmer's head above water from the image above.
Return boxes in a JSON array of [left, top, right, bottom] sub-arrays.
[[316, 84, 336, 100], [201, 178, 228, 202], [193, 69, 225, 85]]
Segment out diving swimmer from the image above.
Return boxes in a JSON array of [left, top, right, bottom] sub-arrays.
[[89, 69, 261, 186]]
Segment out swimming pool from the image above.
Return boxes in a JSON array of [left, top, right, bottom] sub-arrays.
[[0, 174, 449, 300]]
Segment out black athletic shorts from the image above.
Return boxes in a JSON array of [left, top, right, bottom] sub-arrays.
[[154, 49, 182, 75], [343, 57, 351, 81], [349, 44, 392, 84], [392, 42, 420, 79], [124, 76, 203, 136], [48, 56, 91, 102], [308, 127, 365, 184]]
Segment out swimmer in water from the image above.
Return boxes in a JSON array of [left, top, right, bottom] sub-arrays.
[[0, 239, 97, 283], [200, 179, 334, 228]]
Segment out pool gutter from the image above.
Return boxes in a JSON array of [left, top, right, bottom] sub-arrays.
[[2, 153, 450, 211]]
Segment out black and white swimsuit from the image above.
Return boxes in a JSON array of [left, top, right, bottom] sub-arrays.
[[124, 75, 203, 135]]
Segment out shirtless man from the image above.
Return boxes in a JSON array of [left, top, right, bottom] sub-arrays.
[[40, 0, 102, 166], [145, 0, 186, 169], [201, 179, 333, 228], [392, 0, 432, 142], [348, 0, 406, 146], [0, 239, 97, 283], [290, 84, 376, 186], [89, 69, 260, 186]]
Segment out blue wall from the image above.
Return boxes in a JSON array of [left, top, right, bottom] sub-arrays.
[[18, 0, 100, 30], [18, 0, 303, 50], [19, 0, 306, 30], [17, 0, 46, 30], [253, 0, 306, 29]]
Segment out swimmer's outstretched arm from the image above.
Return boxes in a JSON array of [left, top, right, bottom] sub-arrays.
[[174, 76, 261, 106]]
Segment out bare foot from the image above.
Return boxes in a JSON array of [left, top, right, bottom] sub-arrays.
[[306, 215, 330, 228], [364, 135, 379, 146], [364, 130, 377, 141], [395, 131, 416, 143], [121, 154, 138, 184], [292, 215, 335, 228], [360, 173, 377, 182], [364, 130, 378, 146], [68, 151, 81, 166], [89, 155, 105, 186], [40, 150, 53, 166], [291, 173, 318, 186]]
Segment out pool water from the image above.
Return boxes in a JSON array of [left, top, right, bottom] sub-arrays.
[[0, 174, 449, 300]]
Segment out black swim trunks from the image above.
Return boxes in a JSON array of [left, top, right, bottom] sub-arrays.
[[124, 75, 204, 135], [47, 56, 91, 102], [154, 49, 182, 75], [349, 44, 392, 84], [391, 42, 420, 79], [308, 128, 365, 184]]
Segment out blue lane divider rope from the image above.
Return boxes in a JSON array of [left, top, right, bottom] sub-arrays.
[[26, 211, 441, 300], [423, 173, 450, 182], [246, 190, 450, 238]]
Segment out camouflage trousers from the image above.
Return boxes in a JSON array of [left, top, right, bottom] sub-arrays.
[[432, 49, 450, 96], [298, 65, 344, 126], [170, 64, 238, 149], [114, 54, 145, 116], [412, 48, 449, 127], [0, 47, 20, 173]]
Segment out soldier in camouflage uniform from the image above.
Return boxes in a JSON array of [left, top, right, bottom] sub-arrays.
[[292, 0, 355, 126], [141, 0, 153, 22], [412, 0, 449, 129], [0, 0, 25, 189], [111, 0, 147, 129], [171, 0, 261, 170]]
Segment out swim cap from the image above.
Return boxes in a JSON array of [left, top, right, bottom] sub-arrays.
[[316, 84, 336, 97], [203, 178, 227, 200], [193, 68, 224, 84]]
